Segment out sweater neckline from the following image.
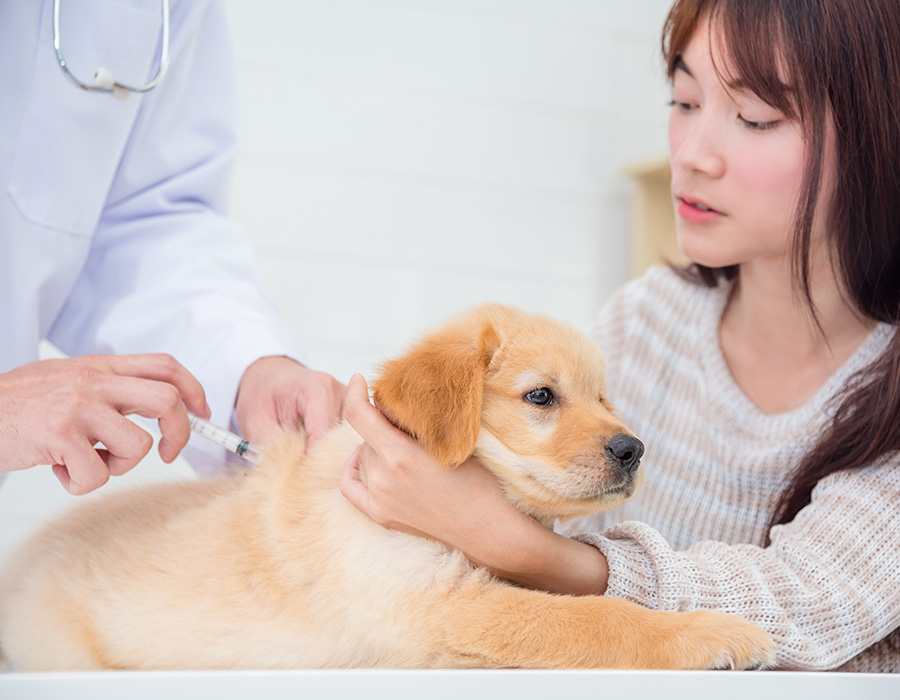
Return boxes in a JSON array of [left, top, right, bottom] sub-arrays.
[[697, 278, 894, 439]]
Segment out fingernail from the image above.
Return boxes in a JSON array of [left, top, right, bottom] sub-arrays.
[[158, 438, 173, 463]]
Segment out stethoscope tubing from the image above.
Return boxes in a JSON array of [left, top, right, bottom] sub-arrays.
[[52, 0, 170, 96]]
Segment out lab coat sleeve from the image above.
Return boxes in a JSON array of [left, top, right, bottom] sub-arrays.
[[47, 0, 304, 474]]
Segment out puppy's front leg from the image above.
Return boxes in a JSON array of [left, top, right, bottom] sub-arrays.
[[428, 582, 776, 669]]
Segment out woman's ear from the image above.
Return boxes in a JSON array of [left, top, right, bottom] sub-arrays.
[[372, 313, 501, 467]]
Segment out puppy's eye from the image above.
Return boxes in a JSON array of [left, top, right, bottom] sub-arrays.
[[524, 388, 554, 406]]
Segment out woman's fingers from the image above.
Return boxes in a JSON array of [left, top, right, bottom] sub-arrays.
[[339, 443, 367, 509], [342, 374, 407, 451]]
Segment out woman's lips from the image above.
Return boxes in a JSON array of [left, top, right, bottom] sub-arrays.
[[675, 195, 724, 223]]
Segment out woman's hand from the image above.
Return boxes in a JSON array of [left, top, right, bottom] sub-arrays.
[[234, 356, 347, 449], [0, 354, 209, 495], [339, 374, 610, 596]]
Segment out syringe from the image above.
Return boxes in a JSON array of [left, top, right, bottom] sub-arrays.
[[186, 412, 262, 465]]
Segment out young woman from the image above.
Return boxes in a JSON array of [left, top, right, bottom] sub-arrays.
[[340, 0, 900, 672]]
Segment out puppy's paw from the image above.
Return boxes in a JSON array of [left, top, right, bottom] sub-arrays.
[[653, 610, 777, 670]]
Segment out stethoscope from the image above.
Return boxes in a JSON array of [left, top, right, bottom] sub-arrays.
[[52, 0, 170, 100]]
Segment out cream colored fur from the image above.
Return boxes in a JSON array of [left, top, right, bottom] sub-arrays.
[[0, 304, 776, 670]]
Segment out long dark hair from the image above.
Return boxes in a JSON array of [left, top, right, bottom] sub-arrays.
[[661, 0, 900, 534]]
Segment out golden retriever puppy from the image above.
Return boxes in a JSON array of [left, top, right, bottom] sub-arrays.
[[0, 304, 776, 671]]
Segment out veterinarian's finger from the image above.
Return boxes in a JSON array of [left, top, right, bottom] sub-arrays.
[[105, 353, 210, 419], [342, 374, 406, 451], [300, 381, 345, 450], [50, 464, 74, 492], [51, 442, 111, 495], [100, 375, 193, 463], [86, 410, 155, 476]]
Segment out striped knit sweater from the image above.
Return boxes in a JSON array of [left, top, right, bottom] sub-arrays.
[[558, 266, 900, 672]]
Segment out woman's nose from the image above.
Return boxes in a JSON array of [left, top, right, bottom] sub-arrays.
[[670, 115, 726, 178]]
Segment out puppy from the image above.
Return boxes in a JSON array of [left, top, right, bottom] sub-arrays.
[[0, 304, 776, 670]]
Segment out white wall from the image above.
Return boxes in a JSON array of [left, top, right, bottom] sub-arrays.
[[225, 0, 673, 381], [0, 0, 673, 564]]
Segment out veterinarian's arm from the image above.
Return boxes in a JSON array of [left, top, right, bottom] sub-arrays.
[[44, 1, 306, 473], [340, 374, 609, 596], [0, 354, 208, 495], [234, 356, 346, 449]]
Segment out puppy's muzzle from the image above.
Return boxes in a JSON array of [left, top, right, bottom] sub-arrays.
[[605, 434, 644, 476]]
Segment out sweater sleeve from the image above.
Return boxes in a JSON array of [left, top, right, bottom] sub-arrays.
[[569, 267, 900, 671], [576, 460, 900, 670]]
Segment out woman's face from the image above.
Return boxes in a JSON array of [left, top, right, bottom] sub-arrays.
[[667, 20, 827, 271]]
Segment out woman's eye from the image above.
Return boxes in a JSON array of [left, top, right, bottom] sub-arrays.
[[525, 388, 554, 406], [738, 115, 781, 131], [668, 99, 696, 113]]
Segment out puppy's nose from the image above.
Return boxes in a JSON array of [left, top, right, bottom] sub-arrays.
[[605, 434, 644, 475]]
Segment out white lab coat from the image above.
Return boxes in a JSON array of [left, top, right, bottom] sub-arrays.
[[0, 0, 304, 476]]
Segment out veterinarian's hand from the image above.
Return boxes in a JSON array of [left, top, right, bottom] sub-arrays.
[[234, 356, 346, 449], [340, 373, 609, 595], [0, 354, 209, 495]]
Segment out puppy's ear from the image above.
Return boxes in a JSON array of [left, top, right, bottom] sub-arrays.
[[373, 315, 501, 467]]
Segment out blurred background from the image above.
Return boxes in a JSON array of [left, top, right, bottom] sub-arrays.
[[0, 0, 676, 563]]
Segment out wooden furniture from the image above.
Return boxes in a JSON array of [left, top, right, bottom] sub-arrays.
[[623, 155, 688, 278]]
